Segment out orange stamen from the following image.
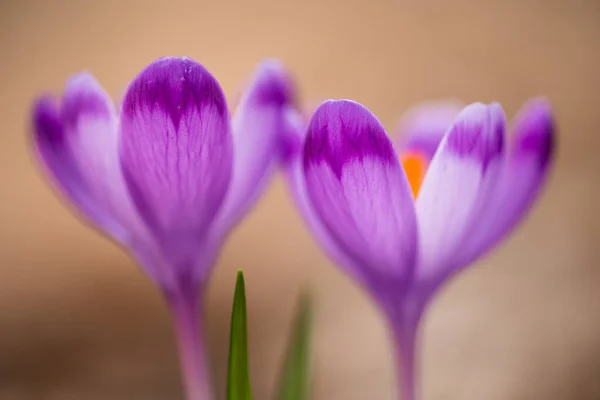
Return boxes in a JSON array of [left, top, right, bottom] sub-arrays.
[[401, 151, 428, 199]]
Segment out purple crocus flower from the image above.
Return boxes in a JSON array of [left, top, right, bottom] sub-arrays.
[[283, 98, 554, 400], [32, 56, 296, 400]]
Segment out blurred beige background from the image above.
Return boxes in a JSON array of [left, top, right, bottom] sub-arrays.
[[1, 1, 599, 399]]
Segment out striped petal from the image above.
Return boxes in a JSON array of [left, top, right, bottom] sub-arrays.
[[282, 107, 371, 283], [303, 100, 418, 292], [455, 99, 555, 267], [414, 103, 506, 289], [32, 74, 145, 244], [119, 57, 233, 275]]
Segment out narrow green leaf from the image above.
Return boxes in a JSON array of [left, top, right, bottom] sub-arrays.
[[277, 290, 313, 400], [227, 270, 252, 400]]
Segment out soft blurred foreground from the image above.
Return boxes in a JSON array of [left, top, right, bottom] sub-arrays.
[[1, 1, 599, 399]]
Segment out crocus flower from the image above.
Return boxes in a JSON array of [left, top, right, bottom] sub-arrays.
[[31, 56, 296, 400], [283, 98, 554, 400]]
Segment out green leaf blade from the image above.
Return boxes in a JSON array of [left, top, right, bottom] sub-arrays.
[[227, 270, 252, 400]]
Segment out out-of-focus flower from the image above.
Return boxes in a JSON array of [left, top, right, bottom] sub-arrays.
[[283, 98, 555, 400], [31, 56, 296, 400]]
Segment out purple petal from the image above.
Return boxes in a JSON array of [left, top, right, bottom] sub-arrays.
[[33, 96, 103, 224], [32, 74, 146, 245], [278, 107, 307, 166], [414, 103, 506, 288], [394, 100, 464, 160], [282, 108, 365, 276], [284, 122, 371, 285], [456, 98, 555, 267], [213, 60, 296, 236], [119, 57, 233, 272], [303, 100, 418, 287]]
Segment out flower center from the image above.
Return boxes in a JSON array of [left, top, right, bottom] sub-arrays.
[[401, 151, 428, 199]]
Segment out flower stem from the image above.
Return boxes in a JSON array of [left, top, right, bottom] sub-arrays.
[[393, 323, 419, 400], [168, 288, 212, 400]]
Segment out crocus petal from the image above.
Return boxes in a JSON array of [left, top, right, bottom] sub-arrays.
[[119, 57, 233, 273], [33, 97, 102, 225], [303, 100, 418, 288], [496, 99, 554, 235], [414, 103, 506, 288], [214, 60, 296, 236], [282, 107, 370, 281], [33, 74, 145, 244], [456, 99, 555, 266], [394, 100, 464, 160], [61, 74, 150, 241]]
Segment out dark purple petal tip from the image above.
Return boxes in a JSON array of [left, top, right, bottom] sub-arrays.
[[248, 59, 296, 107], [303, 100, 397, 177], [122, 57, 228, 126], [445, 102, 505, 166], [60, 73, 113, 128], [512, 98, 555, 167]]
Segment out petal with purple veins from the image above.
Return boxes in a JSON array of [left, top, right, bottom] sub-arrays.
[[456, 99, 555, 266], [119, 57, 233, 272], [32, 74, 144, 244], [282, 108, 369, 285], [414, 103, 506, 289], [32, 96, 107, 228], [303, 100, 418, 287]]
